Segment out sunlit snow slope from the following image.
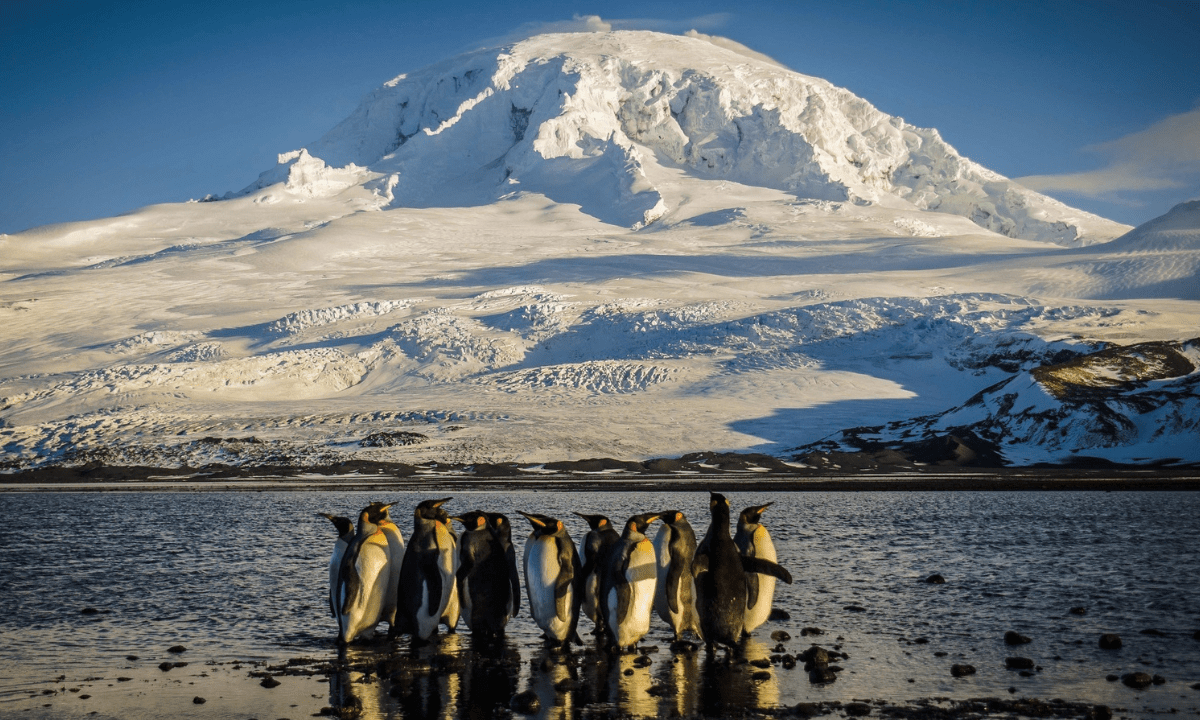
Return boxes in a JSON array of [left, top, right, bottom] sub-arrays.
[[1, 30, 1197, 471]]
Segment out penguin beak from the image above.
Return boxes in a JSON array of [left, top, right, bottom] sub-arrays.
[[431, 497, 452, 508], [517, 511, 545, 528]]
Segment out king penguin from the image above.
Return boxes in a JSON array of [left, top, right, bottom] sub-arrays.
[[694, 493, 792, 654], [734, 502, 778, 635], [488, 512, 522, 629], [653, 510, 702, 641], [518, 511, 583, 647], [601, 513, 661, 650], [364, 502, 405, 631], [574, 513, 620, 636], [334, 504, 394, 644], [453, 510, 519, 639], [319, 513, 354, 619], [396, 497, 458, 641]]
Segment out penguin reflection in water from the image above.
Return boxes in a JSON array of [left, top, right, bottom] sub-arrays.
[[694, 492, 792, 655], [653, 510, 702, 641], [334, 504, 396, 644], [601, 513, 661, 651], [574, 513, 620, 637], [518, 511, 584, 647], [734, 502, 777, 635], [396, 498, 459, 642], [452, 510, 521, 639]]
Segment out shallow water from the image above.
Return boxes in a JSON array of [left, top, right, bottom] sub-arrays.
[[1, 490, 1198, 719]]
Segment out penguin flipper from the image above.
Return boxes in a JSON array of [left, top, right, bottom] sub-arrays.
[[741, 556, 792, 584], [553, 535, 577, 624], [664, 555, 683, 615], [692, 552, 709, 577], [506, 544, 521, 617], [421, 552, 444, 614]]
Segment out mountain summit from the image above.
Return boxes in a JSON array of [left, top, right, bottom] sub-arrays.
[[248, 30, 1125, 245]]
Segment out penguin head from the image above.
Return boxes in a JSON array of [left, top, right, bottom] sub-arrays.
[[414, 497, 453, 522], [354, 507, 381, 537], [709, 492, 732, 523], [517, 511, 563, 538], [624, 513, 661, 535], [487, 513, 513, 541], [453, 510, 489, 531], [739, 502, 774, 525], [318, 512, 354, 538], [573, 512, 613, 531], [658, 510, 687, 527], [365, 501, 397, 525]]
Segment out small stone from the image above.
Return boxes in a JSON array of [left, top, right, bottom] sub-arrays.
[[79, 694, 91, 699], [510, 690, 540, 714], [844, 702, 871, 716], [1008, 686, 1018, 694], [913, 637, 929, 645], [1121, 672, 1153, 689], [1069, 606, 1087, 616], [623, 668, 634, 676], [193, 697, 206, 704], [172, 662, 187, 668], [116, 677, 132, 682], [1106, 674, 1119, 682], [646, 684, 669, 696], [925, 574, 945, 584], [768, 608, 791, 621], [125, 655, 138, 662], [1005, 657, 1035, 670], [1191, 682, 1200, 690], [844, 605, 866, 613], [1152, 674, 1166, 685], [808, 667, 836, 684], [1019, 670, 1035, 677], [800, 627, 823, 636], [1099, 634, 1122, 650], [751, 671, 771, 682], [1004, 631, 1032, 645], [781, 655, 796, 669], [934, 651, 948, 657], [951, 664, 976, 677], [1140, 629, 1167, 637], [158, 662, 173, 672], [80, 608, 99, 615], [167, 645, 187, 654], [1089, 706, 1113, 720], [749, 658, 771, 669], [632, 655, 652, 668], [260, 677, 281, 689], [770, 630, 791, 642]]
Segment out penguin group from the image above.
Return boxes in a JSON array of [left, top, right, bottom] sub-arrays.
[[319, 492, 792, 654]]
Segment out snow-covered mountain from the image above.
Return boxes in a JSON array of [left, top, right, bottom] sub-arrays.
[[1, 30, 1197, 474], [246, 31, 1126, 245]]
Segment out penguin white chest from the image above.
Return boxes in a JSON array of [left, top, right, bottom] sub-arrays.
[[525, 537, 570, 639], [610, 539, 656, 647]]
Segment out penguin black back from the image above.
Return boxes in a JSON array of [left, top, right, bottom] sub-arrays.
[[694, 492, 748, 651], [487, 512, 521, 620]]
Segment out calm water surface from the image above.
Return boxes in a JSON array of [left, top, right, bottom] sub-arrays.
[[1, 490, 1198, 719]]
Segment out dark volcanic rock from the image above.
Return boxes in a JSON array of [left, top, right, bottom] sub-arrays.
[[158, 662, 173, 672], [167, 645, 187, 653], [808, 667, 837, 684], [1099, 634, 1122, 650], [751, 670, 772, 682], [359, 431, 427, 448], [800, 646, 830, 668], [260, 677, 281, 688], [925, 574, 946, 584], [799, 627, 823, 636], [844, 702, 872, 716], [1005, 657, 1035, 670], [511, 690, 540, 714], [192, 697, 206, 705], [1121, 672, 1153, 689], [1004, 631, 1032, 645], [1152, 674, 1166, 685], [125, 655, 138, 661], [1069, 606, 1087, 616], [1089, 706, 1113, 720], [769, 608, 791, 621], [951, 664, 976, 677], [771, 630, 791, 642]]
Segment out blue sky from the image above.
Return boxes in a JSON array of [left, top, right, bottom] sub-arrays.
[[2, 0, 1198, 234]]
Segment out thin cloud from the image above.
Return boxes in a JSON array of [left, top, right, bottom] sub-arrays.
[[1016, 105, 1200, 199]]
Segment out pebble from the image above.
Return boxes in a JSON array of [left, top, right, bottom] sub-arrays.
[[1106, 674, 1119, 682], [260, 677, 281, 688], [800, 627, 823, 636], [192, 697, 206, 704], [80, 608, 99, 615], [751, 671, 771, 682], [1004, 631, 1032, 645], [844, 605, 866, 613], [158, 662, 173, 672], [167, 645, 187, 654], [770, 630, 791, 642], [1005, 657, 1035, 670], [951, 664, 976, 677], [1122, 672, 1153, 689], [844, 702, 872, 716], [510, 690, 540, 714], [768, 609, 791, 621], [1069, 606, 1087, 616], [925, 574, 946, 584], [125, 655, 138, 662], [808, 667, 836, 684], [1091, 706, 1113, 720], [1099, 634, 1122, 650]]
